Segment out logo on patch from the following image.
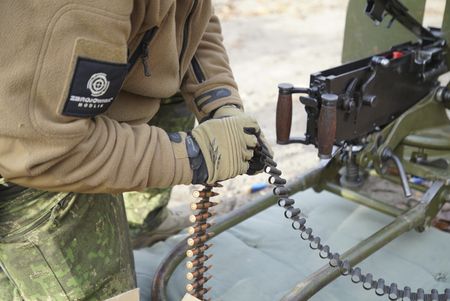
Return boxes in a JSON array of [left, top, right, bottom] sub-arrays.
[[87, 73, 110, 97]]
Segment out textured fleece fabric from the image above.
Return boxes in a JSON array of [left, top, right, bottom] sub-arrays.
[[0, 0, 243, 193]]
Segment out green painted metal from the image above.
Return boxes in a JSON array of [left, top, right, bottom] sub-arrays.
[[369, 170, 429, 193], [403, 126, 450, 150], [357, 92, 450, 181], [342, 0, 426, 63], [442, 1, 450, 46], [400, 123, 450, 180], [379, 93, 449, 154], [324, 182, 404, 217]]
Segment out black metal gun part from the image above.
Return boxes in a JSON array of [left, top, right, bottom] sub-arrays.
[[365, 0, 437, 42], [275, 0, 448, 159]]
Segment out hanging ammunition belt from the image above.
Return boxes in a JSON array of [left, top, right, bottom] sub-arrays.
[[264, 160, 450, 301], [185, 184, 220, 300]]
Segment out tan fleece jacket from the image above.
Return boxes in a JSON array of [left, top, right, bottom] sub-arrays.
[[0, 0, 243, 193]]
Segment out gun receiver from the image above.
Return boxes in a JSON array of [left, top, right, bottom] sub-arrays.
[[365, 0, 438, 42], [276, 1, 448, 159]]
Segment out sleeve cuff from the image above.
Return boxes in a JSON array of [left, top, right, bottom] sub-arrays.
[[190, 86, 243, 121]]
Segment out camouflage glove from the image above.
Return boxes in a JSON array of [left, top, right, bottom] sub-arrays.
[[190, 115, 260, 184], [213, 105, 274, 175]]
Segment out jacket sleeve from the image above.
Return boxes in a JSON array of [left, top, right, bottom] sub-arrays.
[[181, 12, 244, 122], [0, 1, 192, 193]]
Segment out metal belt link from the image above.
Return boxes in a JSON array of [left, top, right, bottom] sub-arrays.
[[264, 160, 450, 301], [185, 184, 221, 301]]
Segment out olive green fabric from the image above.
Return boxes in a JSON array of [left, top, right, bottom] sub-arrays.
[[191, 115, 259, 184], [150, 94, 196, 136], [125, 95, 195, 240], [125, 188, 172, 236], [0, 269, 20, 301], [0, 188, 136, 300]]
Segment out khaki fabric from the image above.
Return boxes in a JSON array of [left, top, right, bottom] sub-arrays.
[[0, 188, 136, 300], [212, 105, 245, 119], [191, 116, 259, 184], [0, 0, 242, 193], [125, 96, 195, 224], [125, 95, 196, 239]]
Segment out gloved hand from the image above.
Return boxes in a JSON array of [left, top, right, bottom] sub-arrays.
[[190, 114, 260, 184], [213, 105, 274, 175], [212, 105, 246, 119]]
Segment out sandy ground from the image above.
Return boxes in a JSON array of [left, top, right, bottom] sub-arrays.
[[169, 1, 448, 217]]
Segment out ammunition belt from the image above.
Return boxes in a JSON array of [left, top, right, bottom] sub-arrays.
[[265, 160, 450, 301], [185, 184, 220, 300]]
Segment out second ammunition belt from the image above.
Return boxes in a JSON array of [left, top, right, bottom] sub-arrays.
[[265, 161, 450, 301]]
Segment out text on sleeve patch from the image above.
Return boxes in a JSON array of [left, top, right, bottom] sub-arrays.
[[62, 58, 128, 117]]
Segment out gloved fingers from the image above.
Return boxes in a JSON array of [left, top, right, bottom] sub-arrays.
[[243, 131, 258, 149], [256, 131, 274, 159], [242, 120, 260, 141], [241, 115, 260, 130], [244, 127, 273, 160], [243, 148, 255, 161], [243, 127, 256, 135], [213, 105, 244, 119], [240, 161, 250, 176], [247, 150, 265, 175]]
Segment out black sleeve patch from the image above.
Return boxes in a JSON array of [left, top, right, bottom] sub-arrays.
[[62, 57, 128, 118]]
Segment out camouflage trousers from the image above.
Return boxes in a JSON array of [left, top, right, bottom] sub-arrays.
[[0, 186, 136, 300], [124, 94, 195, 242]]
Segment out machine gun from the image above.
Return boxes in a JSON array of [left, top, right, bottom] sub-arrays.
[[269, 1, 450, 300], [276, 0, 449, 159], [152, 2, 450, 300]]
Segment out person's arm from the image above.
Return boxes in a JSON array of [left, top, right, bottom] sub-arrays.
[[181, 11, 244, 122], [181, 9, 273, 174], [0, 2, 192, 193]]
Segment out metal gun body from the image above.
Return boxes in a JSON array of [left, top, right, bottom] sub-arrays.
[[276, 0, 448, 158], [303, 39, 447, 147]]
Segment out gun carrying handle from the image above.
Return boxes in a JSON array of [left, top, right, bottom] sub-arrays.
[[276, 84, 294, 144], [317, 93, 338, 159]]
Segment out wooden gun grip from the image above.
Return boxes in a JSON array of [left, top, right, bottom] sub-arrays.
[[276, 84, 293, 144], [317, 94, 338, 159]]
